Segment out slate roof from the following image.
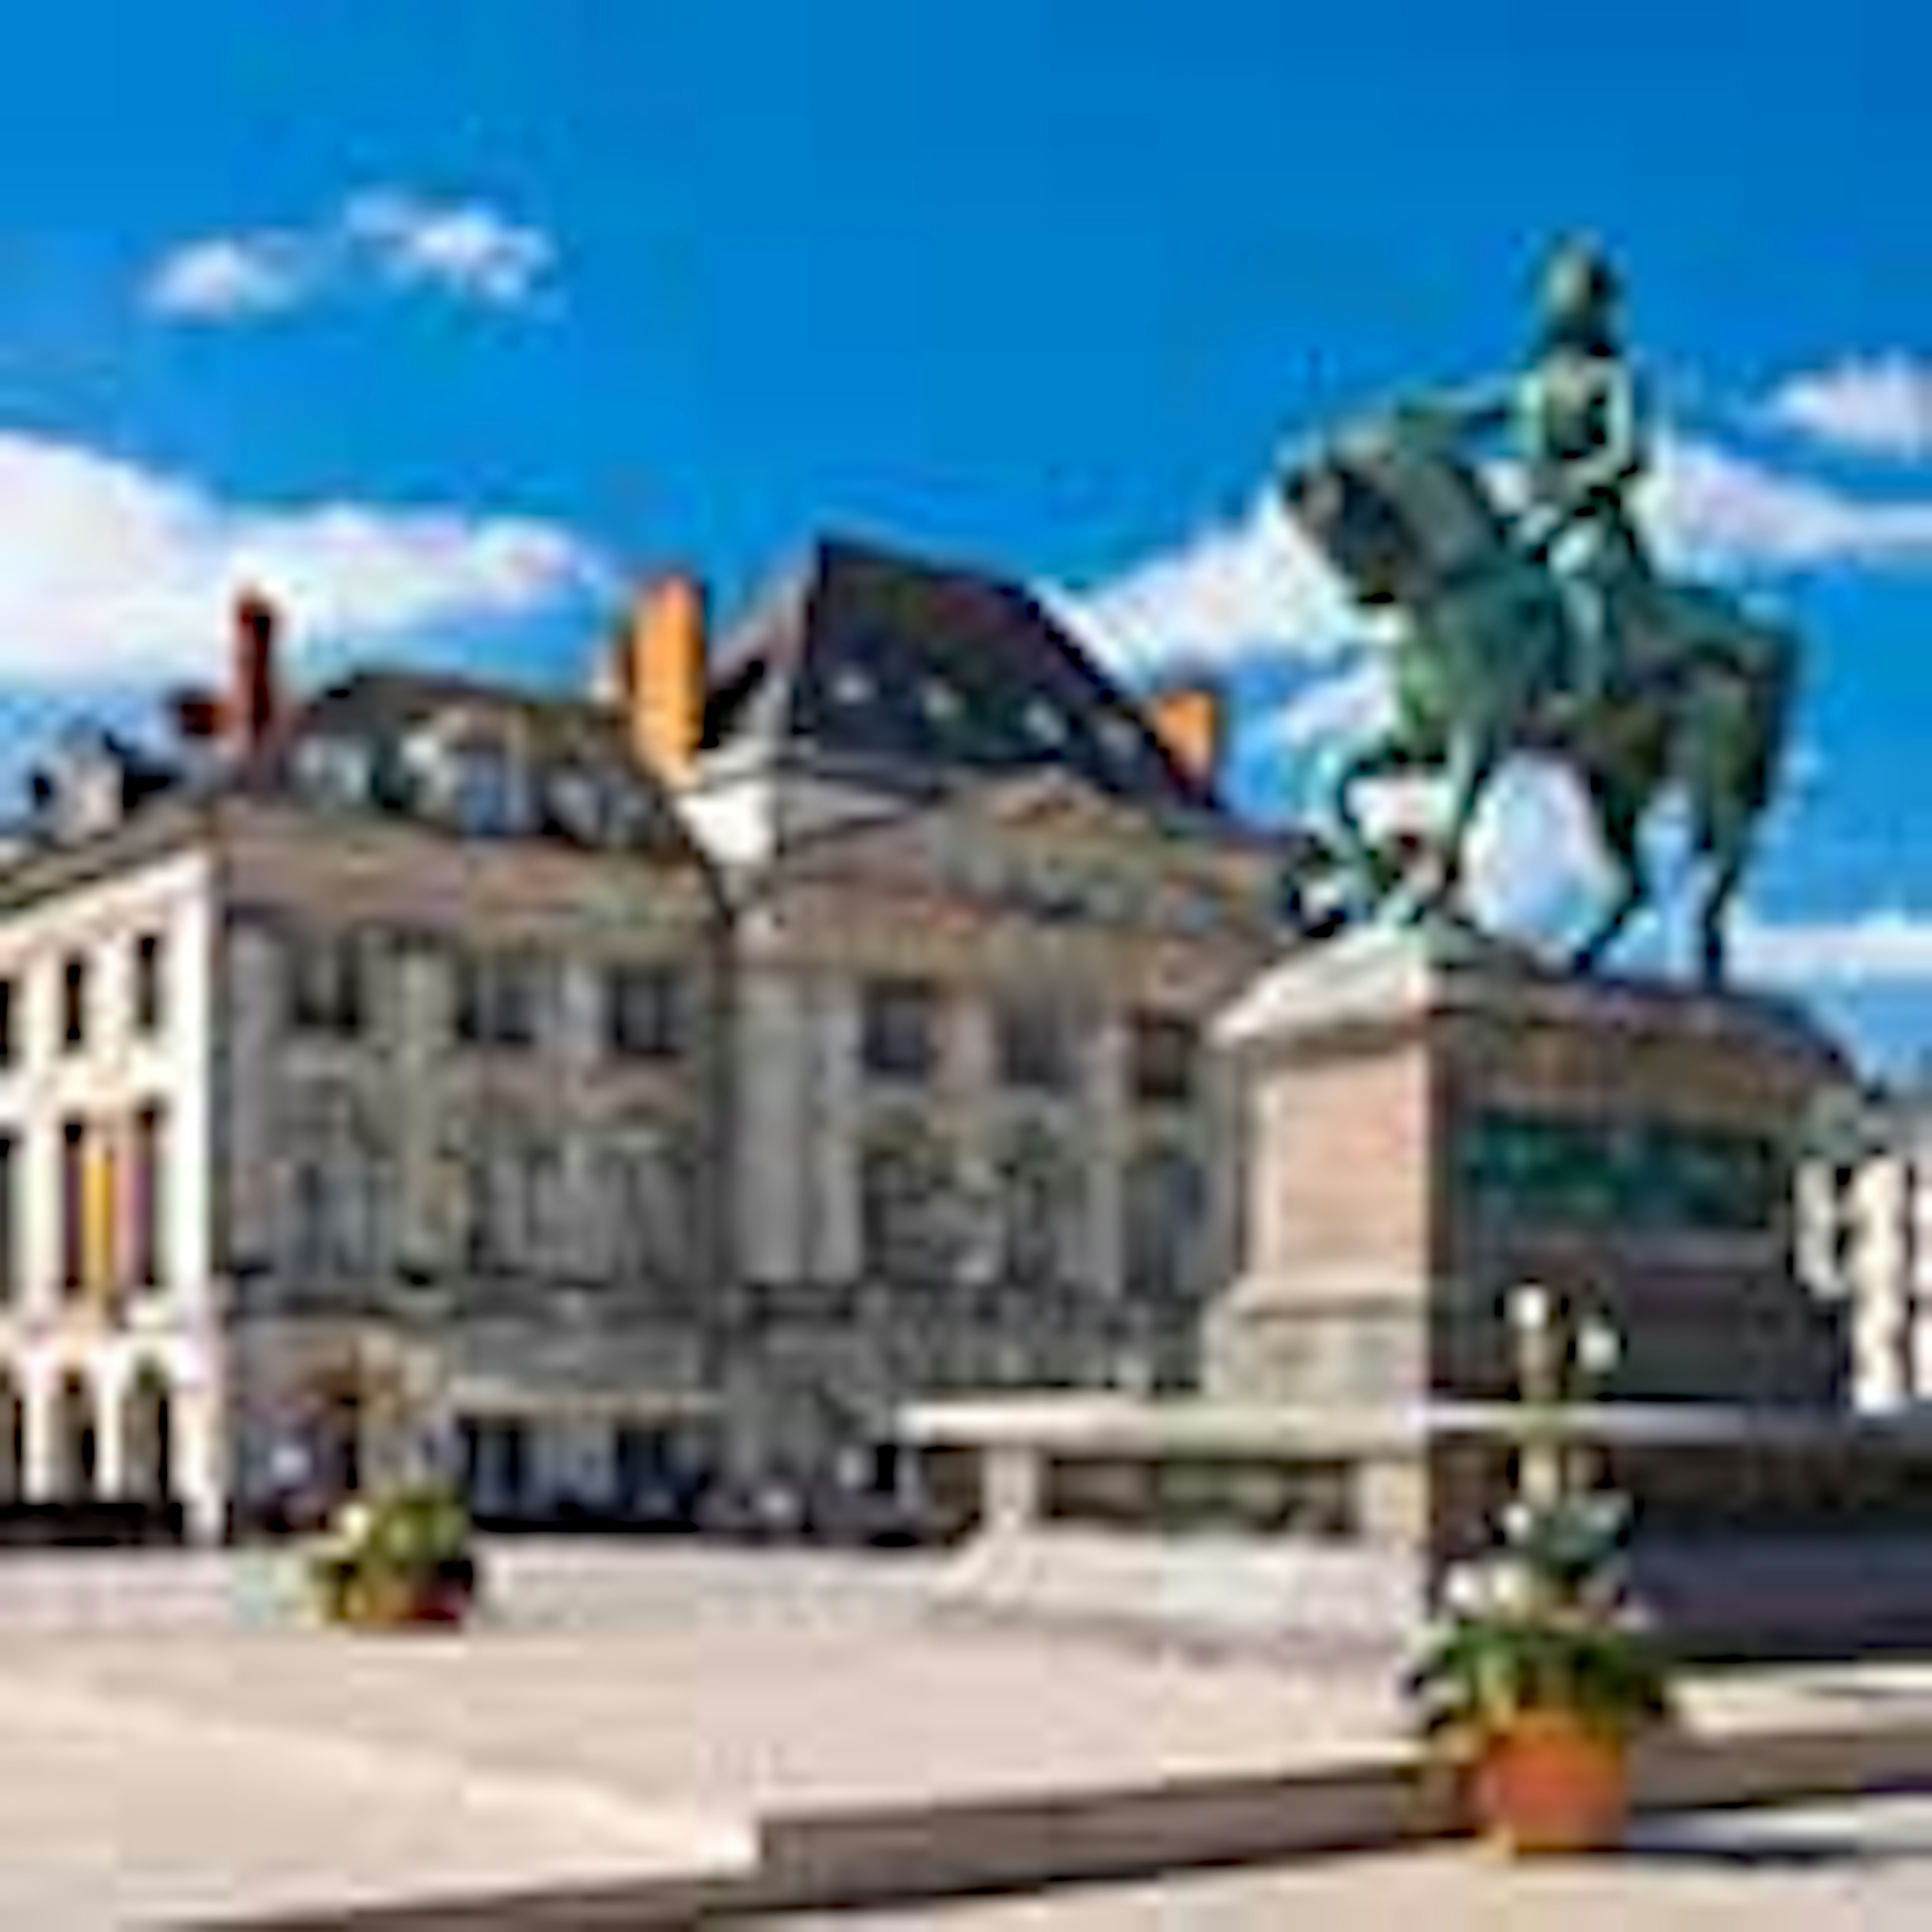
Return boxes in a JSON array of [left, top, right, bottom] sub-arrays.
[[246, 668, 706, 864], [699, 537, 1226, 818]]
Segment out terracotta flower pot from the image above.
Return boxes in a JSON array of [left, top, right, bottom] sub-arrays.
[[1469, 1710, 1630, 1856], [332, 1572, 472, 1630]]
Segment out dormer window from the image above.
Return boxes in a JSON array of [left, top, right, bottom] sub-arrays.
[[602, 782, 659, 851], [452, 740, 521, 836], [547, 766, 609, 844], [293, 735, 375, 810], [403, 715, 527, 836], [401, 731, 455, 815], [920, 679, 963, 725], [1023, 701, 1067, 747]]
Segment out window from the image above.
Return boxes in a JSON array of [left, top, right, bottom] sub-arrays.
[[56, 1375, 96, 1498], [994, 1125, 1081, 1286], [286, 1090, 388, 1277], [1129, 1014, 1198, 1107], [461, 1121, 558, 1273], [453, 742, 522, 836], [454, 949, 546, 1050], [1123, 1145, 1206, 1301], [122, 1366, 172, 1503], [293, 735, 375, 810], [407, 718, 527, 837], [462, 1418, 528, 1513], [858, 1128, 953, 1285], [546, 767, 608, 844], [920, 679, 963, 724], [288, 933, 366, 1037], [996, 996, 1075, 1092], [61, 955, 87, 1052], [60, 1120, 85, 1293], [860, 978, 939, 1083], [0, 979, 13, 1067], [132, 1104, 168, 1289], [134, 933, 165, 1036], [1023, 700, 1067, 746], [605, 963, 684, 1062], [0, 1135, 16, 1301], [601, 1129, 691, 1285]]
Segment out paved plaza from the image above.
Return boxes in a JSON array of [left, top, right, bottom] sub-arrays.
[[0, 1542, 1927, 1927], [0, 1542, 1394, 1927], [759, 1794, 1932, 1929]]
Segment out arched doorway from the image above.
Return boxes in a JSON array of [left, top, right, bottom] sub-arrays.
[[121, 1364, 174, 1504], [53, 1373, 97, 1501], [0, 1371, 21, 1503]]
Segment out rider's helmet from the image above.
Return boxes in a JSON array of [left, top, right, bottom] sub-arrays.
[[1539, 236, 1622, 351]]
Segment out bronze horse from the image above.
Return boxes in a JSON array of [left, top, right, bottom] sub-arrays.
[[1282, 400, 1796, 983]]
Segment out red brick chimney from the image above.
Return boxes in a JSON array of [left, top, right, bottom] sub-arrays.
[[232, 586, 282, 748], [168, 586, 287, 752]]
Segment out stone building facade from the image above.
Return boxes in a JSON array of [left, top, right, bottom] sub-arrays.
[[656, 539, 1286, 1479], [1798, 1076, 1932, 1412], [0, 539, 1292, 1534]]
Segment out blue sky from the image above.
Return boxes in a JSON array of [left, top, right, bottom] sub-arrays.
[[1, 3, 1929, 1066]]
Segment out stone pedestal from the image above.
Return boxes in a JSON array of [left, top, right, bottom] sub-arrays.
[[1204, 924, 1852, 1417]]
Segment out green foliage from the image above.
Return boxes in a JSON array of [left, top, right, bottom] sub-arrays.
[[1408, 1490, 1674, 1754], [1408, 1607, 1674, 1751], [306, 1480, 478, 1623]]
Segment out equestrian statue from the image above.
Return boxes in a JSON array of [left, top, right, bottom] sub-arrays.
[[1281, 238, 1797, 985]]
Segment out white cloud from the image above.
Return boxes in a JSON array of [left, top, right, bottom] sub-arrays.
[[0, 430, 607, 683], [1644, 433, 1932, 575], [1463, 758, 1611, 937], [143, 235, 309, 321], [142, 188, 557, 324], [1052, 488, 1367, 677], [1763, 356, 1932, 461], [1734, 909, 1932, 988], [1267, 655, 1393, 752], [343, 190, 554, 308]]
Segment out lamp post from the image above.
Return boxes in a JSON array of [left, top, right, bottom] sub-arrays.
[[1506, 1283, 1621, 1510]]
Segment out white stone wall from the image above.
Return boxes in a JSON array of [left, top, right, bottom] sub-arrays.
[[0, 843, 225, 1536]]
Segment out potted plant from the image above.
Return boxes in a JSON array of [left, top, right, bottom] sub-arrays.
[[1407, 1286, 1675, 1855], [308, 1481, 480, 1630]]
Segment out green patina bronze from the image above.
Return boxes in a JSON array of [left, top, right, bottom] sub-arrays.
[[1282, 239, 1798, 984]]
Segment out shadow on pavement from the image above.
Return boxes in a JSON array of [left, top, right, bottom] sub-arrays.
[[1619, 1816, 1923, 1872]]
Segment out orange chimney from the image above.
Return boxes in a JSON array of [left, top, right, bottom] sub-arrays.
[[617, 574, 708, 779], [232, 586, 282, 748], [1145, 684, 1225, 790]]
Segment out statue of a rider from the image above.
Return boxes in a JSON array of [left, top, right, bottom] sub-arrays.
[[1450, 235, 1654, 715], [1283, 236, 1797, 984]]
